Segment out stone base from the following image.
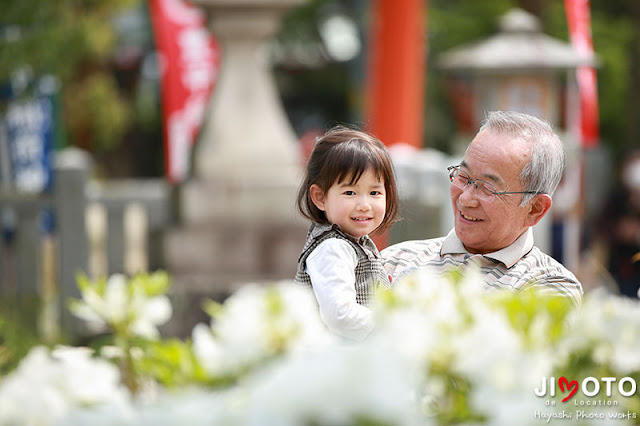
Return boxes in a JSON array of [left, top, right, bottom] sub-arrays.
[[161, 177, 309, 337], [162, 216, 308, 337]]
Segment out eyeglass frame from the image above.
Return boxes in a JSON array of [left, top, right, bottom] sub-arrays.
[[447, 165, 543, 201]]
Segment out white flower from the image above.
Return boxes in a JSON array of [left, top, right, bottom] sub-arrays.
[[130, 293, 172, 339], [374, 308, 438, 365], [374, 266, 482, 367], [191, 323, 224, 377], [192, 285, 274, 377], [375, 266, 567, 423], [62, 388, 234, 426], [71, 273, 172, 339], [452, 306, 554, 423], [71, 274, 128, 330], [561, 288, 640, 374], [0, 347, 68, 426], [242, 341, 423, 426], [451, 306, 523, 387], [7, 267, 640, 425], [0, 346, 130, 426], [192, 282, 336, 379]]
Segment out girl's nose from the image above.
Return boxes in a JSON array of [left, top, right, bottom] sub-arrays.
[[356, 197, 371, 210]]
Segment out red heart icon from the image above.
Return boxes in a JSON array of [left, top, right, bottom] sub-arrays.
[[558, 376, 578, 402]]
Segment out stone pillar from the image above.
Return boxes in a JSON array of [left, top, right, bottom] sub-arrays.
[[182, 0, 306, 223], [54, 148, 91, 333]]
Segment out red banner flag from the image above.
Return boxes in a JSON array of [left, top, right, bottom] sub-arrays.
[[148, 0, 219, 183], [565, 0, 599, 148]]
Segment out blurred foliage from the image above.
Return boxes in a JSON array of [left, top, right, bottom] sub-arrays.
[[277, 0, 639, 160], [133, 338, 214, 388], [0, 0, 160, 175], [428, 0, 514, 52], [0, 0, 139, 81], [2, 0, 637, 174], [427, 0, 639, 158], [425, 0, 515, 152], [0, 298, 42, 375], [274, 0, 358, 132], [64, 72, 133, 152]]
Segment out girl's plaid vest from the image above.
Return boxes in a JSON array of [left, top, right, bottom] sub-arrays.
[[293, 223, 391, 306]]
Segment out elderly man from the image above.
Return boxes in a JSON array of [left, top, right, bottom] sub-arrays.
[[382, 110, 583, 307]]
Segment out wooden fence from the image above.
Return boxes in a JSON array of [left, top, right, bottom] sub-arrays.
[[0, 148, 171, 339]]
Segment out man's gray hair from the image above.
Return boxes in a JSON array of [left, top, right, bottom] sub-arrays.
[[479, 110, 566, 205]]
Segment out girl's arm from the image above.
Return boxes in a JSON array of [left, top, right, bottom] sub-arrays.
[[306, 239, 374, 341]]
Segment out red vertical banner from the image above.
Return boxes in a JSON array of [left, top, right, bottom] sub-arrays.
[[148, 0, 219, 183], [565, 0, 599, 148]]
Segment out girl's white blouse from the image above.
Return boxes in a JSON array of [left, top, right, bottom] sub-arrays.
[[305, 237, 375, 341]]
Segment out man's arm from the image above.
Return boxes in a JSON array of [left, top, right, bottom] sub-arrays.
[[381, 238, 445, 283]]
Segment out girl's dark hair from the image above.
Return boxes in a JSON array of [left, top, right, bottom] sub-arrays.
[[296, 125, 399, 235]]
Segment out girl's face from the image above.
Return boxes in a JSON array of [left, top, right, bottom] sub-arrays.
[[310, 168, 386, 238]]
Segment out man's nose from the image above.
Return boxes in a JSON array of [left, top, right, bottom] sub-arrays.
[[456, 183, 480, 206]]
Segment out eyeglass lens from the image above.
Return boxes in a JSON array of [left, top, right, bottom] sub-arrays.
[[449, 168, 497, 201]]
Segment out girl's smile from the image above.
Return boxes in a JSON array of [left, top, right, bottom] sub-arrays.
[[310, 168, 386, 238]]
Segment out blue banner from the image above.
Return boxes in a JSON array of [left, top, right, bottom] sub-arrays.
[[5, 95, 54, 193]]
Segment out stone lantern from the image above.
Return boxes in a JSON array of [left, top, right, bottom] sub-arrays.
[[182, 0, 307, 223], [163, 0, 310, 336], [437, 8, 596, 263], [438, 8, 595, 153]]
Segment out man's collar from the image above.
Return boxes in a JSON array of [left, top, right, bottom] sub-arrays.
[[441, 228, 534, 268]]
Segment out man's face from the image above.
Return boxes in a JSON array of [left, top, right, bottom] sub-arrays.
[[450, 129, 533, 254]]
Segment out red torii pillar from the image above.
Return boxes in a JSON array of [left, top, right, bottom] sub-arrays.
[[365, 0, 427, 248]]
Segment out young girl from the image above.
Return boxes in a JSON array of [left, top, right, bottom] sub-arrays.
[[294, 126, 399, 340]]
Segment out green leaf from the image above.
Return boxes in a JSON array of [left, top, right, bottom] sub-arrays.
[[129, 271, 170, 297], [134, 339, 210, 387], [202, 299, 223, 319]]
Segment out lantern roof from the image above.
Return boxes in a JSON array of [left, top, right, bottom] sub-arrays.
[[438, 8, 596, 72]]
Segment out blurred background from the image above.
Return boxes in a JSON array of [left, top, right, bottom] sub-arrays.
[[2, 0, 640, 341]]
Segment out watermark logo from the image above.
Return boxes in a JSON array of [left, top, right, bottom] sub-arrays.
[[535, 376, 637, 402], [557, 377, 578, 402], [534, 376, 637, 422]]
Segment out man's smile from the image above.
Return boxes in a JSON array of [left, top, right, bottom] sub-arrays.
[[460, 210, 481, 222]]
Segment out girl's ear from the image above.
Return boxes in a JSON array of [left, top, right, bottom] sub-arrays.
[[309, 184, 326, 211]]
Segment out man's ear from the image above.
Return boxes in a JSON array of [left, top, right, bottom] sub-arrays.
[[309, 184, 326, 211], [525, 194, 552, 227]]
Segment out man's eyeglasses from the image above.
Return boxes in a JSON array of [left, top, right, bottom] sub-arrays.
[[447, 165, 542, 203]]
